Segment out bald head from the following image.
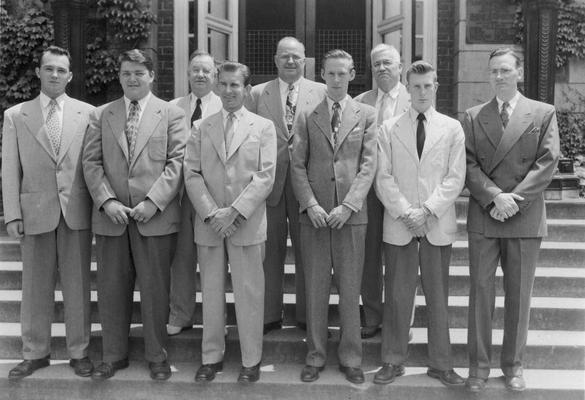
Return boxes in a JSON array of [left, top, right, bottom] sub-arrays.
[[274, 36, 306, 84]]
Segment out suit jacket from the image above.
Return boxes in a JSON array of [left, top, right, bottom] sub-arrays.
[[83, 95, 188, 237], [375, 107, 466, 246], [170, 92, 223, 128], [354, 83, 410, 121], [464, 94, 559, 238], [184, 107, 277, 247], [291, 97, 377, 225], [2, 95, 94, 234], [247, 77, 326, 206]]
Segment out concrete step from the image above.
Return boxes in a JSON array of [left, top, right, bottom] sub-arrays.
[[0, 362, 583, 400], [455, 197, 585, 220], [455, 219, 585, 242]]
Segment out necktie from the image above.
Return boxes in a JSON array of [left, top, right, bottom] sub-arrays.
[[224, 112, 235, 155], [191, 98, 202, 124], [331, 102, 341, 145], [416, 113, 426, 158], [377, 92, 390, 126], [46, 99, 61, 156], [125, 100, 140, 161], [285, 84, 297, 134], [500, 101, 510, 128]]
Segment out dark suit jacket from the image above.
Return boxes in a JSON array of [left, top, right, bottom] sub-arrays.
[[464, 94, 560, 238]]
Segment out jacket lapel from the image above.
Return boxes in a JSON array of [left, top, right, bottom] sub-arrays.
[[419, 111, 446, 162], [362, 90, 377, 107], [392, 113, 419, 164], [262, 79, 288, 140], [312, 100, 334, 149], [131, 96, 162, 168], [227, 109, 252, 159], [21, 97, 56, 161], [334, 99, 360, 153], [106, 98, 129, 162], [206, 112, 226, 164], [395, 83, 411, 116], [57, 96, 82, 164], [478, 98, 503, 149]]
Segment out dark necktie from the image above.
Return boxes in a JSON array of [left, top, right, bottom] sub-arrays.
[[191, 98, 202, 124], [416, 113, 426, 158], [500, 101, 509, 128], [125, 100, 140, 161], [285, 84, 297, 134], [331, 102, 341, 144]]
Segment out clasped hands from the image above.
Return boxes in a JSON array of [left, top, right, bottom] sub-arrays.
[[399, 207, 430, 237], [489, 192, 524, 222], [103, 198, 158, 225], [307, 204, 352, 229], [208, 207, 244, 238]]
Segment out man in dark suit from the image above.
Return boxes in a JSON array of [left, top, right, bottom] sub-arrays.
[[291, 49, 377, 384], [354, 43, 410, 339], [247, 37, 326, 334], [83, 49, 188, 381], [464, 48, 560, 393], [2, 46, 94, 379]]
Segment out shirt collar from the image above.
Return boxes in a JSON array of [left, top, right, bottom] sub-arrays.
[[408, 106, 434, 123], [221, 106, 245, 121], [326, 95, 350, 114], [124, 92, 151, 113], [496, 91, 520, 112], [190, 90, 213, 104], [40, 92, 66, 110], [279, 77, 301, 95], [376, 83, 400, 102]]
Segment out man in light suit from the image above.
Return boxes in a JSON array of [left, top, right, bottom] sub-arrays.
[[374, 61, 465, 386], [291, 49, 377, 384], [184, 62, 276, 383], [464, 48, 559, 393], [354, 43, 410, 339], [2, 46, 94, 379], [166, 50, 223, 336], [83, 49, 188, 381], [247, 37, 326, 334]]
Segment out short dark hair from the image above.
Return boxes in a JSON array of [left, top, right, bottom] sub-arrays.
[[39, 46, 72, 69], [406, 60, 437, 83], [118, 49, 154, 72], [321, 49, 354, 71], [489, 47, 522, 68], [217, 61, 251, 86]]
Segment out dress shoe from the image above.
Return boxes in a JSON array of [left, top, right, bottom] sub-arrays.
[[195, 361, 223, 382], [427, 368, 465, 386], [149, 360, 171, 381], [91, 358, 129, 380], [338, 365, 365, 384], [505, 375, 526, 392], [465, 377, 487, 392], [8, 356, 50, 380], [70, 357, 93, 377], [360, 325, 381, 339], [237, 362, 261, 383], [300, 365, 324, 382], [167, 324, 193, 336], [373, 363, 404, 384], [263, 320, 282, 335]]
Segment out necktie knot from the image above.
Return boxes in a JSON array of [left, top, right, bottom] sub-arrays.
[[417, 113, 426, 122], [288, 84, 294, 92], [196, 98, 202, 106], [500, 101, 510, 128]]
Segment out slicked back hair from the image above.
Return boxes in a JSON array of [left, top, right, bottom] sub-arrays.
[[321, 49, 354, 71], [218, 61, 251, 86], [406, 60, 437, 83], [118, 49, 154, 72], [39, 45, 72, 69], [488, 47, 522, 68]]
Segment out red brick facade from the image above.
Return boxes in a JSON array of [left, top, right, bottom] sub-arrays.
[[436, 0, 456, 117]]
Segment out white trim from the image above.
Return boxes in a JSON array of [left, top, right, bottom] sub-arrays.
[[173, 0, 189, 98]]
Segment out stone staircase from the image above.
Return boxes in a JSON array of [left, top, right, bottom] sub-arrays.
[[0, 197, 584, 399]]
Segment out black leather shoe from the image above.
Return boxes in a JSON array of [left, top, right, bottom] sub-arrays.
[[238, 363, 260, 383], [70, 357, 93, 377], [195, 361, 223, 382], [91, 358, 129, 380], [505, 375, 526, 392], [300, 365, 324, 382], [373, 363, 404, 384], [427, 368, 465, 386], [149, 360, 171, 381], [8, 356, 50, 380], [338, 365, 365, 384], [466, 377, 487, 392], [263, 320, 282, 335], [360, 325, 381, 339]]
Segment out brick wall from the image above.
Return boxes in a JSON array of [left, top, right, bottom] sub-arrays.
[[436, 0, 455, 117], [156, 0, 174, 101]]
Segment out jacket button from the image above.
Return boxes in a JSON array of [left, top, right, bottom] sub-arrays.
[[331, 177, 335, 181]]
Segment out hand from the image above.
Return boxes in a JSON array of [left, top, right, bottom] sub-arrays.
[[493, 193, 524, 219], [6, 220, 24, 239], [103, 199, 132, 225], [210, 207, 239, 235], [221, 215, 246, 238], [326, 205, 352, 229], [130, 199, 158, 224], [410, 224, 428, 237], [403, 208, 428, 231], [307, 205, 329, 229], [490, 207, 507, 222]]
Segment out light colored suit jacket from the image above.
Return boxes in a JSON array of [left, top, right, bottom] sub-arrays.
[[247, 77, 326, 206], [83, 95, 188, 237], [184, 107, 277, 246], [464, 94, 560, 238], [291, 97, 377, 226], [170, 92, 223, 129], [2, 95, 94, 234], [375, 107, 466, 246], [354, 83, 410, 122]]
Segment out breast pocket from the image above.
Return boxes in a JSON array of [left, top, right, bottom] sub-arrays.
[[148, 137, 167, 161]]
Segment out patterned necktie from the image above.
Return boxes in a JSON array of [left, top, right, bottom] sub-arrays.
[[331, 102, 341, 145], [125, 100, 140, 161], [285, 84, 297, 134], [46, 99, 61, 156], [191, 98, 202, 124], [416, 113, 426, 158], [224, 112, 235, 155], [377, 92, 390, 126], [500, 101, 510, 128]]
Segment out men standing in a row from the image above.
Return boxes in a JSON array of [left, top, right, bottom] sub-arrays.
[[464, 48, 559, 393], [247, 37, 326, 334], [374, 60, 465, 386], [83, 49, 188, 381], [167, 50, 222, 336], [354, 43, 410, 339], [2, 46, 94, 379], [184, 62, 276, 383], [292, 50, 377, 384]]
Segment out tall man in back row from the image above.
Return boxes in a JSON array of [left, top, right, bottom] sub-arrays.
[[464, 47, 559, 393], [248, 37, 326, 334]]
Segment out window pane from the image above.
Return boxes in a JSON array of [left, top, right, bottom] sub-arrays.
[[415, 1, 424, 35], [209, 0, 228, 20], [208, 29, 229, 62], [384, 0, 402, 19], [384, 30, 402, 52]]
